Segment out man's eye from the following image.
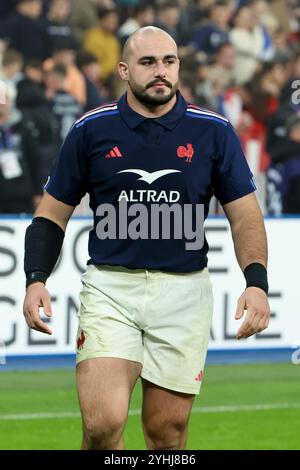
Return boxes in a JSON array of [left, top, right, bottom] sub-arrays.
[[142, 61, 152, 66]]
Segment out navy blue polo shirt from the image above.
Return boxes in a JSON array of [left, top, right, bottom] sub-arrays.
[[45, 91, 256, 272]]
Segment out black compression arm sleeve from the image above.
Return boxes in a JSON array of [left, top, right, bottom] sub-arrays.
[[24, 217, 65, 287]]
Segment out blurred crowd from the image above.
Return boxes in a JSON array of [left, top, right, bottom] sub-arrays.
[[1, 0, 300, 215]]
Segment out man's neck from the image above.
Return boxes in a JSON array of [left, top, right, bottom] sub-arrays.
[[126, 88, 177, 118]]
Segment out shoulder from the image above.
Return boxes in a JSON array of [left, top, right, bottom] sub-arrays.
[[73, 102, 119, 129], [229, 28, 248, 41], [84, 27, 100, 39], [185, 103, 229, 127]]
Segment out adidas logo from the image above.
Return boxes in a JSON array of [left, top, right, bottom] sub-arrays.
[[195, 371, 203, 382], [105, 146, 123, 158]]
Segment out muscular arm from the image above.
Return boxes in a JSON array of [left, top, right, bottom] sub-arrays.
[[34, 191, 76, 231], [223, 192, 270, 339], [23, 192, 76, 335], [223, 192, 268, 270]]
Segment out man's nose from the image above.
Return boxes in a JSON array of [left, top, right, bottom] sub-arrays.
[[154, 61, 167, 78]]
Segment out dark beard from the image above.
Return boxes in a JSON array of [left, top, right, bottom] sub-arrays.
[[129, 80, 178, 106]]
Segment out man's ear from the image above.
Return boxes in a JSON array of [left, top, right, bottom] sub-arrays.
[[118, 62, 129, 81]]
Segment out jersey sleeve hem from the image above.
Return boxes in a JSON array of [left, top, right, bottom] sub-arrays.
[[218, 186, 256, 206], [45, 187, 80, 207]]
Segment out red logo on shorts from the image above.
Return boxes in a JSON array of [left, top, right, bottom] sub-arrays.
[[177, 143, 194, 163], [195, 370, 203, 382], [77, 331, 86, 350]]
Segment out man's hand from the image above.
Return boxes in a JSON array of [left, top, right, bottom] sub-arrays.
[[23, 283, 53, 335], [235, 287, 270, 339]]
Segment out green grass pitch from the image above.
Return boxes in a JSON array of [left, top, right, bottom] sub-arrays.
[[0, 362, 299, 450]]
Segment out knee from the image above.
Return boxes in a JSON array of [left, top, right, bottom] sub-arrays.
[[83, 414, 125, 450], [144, 417, 188, 450]]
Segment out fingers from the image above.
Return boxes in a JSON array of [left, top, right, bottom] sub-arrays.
[[24, 312, 52, 335], [236, 307, 257, 339], [255, 314, 270, 334], [237, 308, 270, 339], [29, 318, 52, 335], [235, 295, 246, 320], [42, 296, 52, 318], [24, 305, 52, 335], [23, 288, 53, 335], [236, 308, 253, 339], [236, 288, 270, 339]]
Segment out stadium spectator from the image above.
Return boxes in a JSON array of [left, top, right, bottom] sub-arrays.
[[266, 55, 300, 168], [43, 0, 75, 56], [118, 3, 155, 47], [271, 27, 294, 63], [77, 50, 108, 111], [17, 59, 52, 140], [0, 49, 24, 124], [183, 0, 216, 31], [179, 70, 197, 103], [277, 49, 300, 105], [203, 43, 238, 122], [116, 0, 140, 22], [219, 85, 250, 130], [43, 37, 87, 106], [208, 42, 236, 89], [267, 114, 300, 214], [233, 62, 287, 176], [0, 87, 42, 213], [0, 0, 49, 61], [251, 0, 278, 61], [0, 49, 24, 91], [192, 57, 227, 109], [245, 61, 287, 127], [84, 6, 121, 83], [155, 1, 181, 43], [44, 63, 83, 142], [189, 0, 231, 59], [16, 59, 58, 185], [229, 5, 265, 85], [70, 0, 117, 43]]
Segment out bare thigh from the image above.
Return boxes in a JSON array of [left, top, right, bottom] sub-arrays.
[[77, 357, 142, 449], [141, 378, 195, 450]]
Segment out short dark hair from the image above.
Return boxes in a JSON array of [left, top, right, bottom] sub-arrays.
[[2, 49, 24, 67], [97, 6, 118, 20], [52, 36, 78, 54], [134, 3, 154, 16], [77, 50, 98, 69], [25, 58, 42, 70], [210, 0, 230, 14], [157, 1, 179, 12]]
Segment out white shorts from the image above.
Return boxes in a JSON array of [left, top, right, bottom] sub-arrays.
[[76, 264, 213, 394]]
